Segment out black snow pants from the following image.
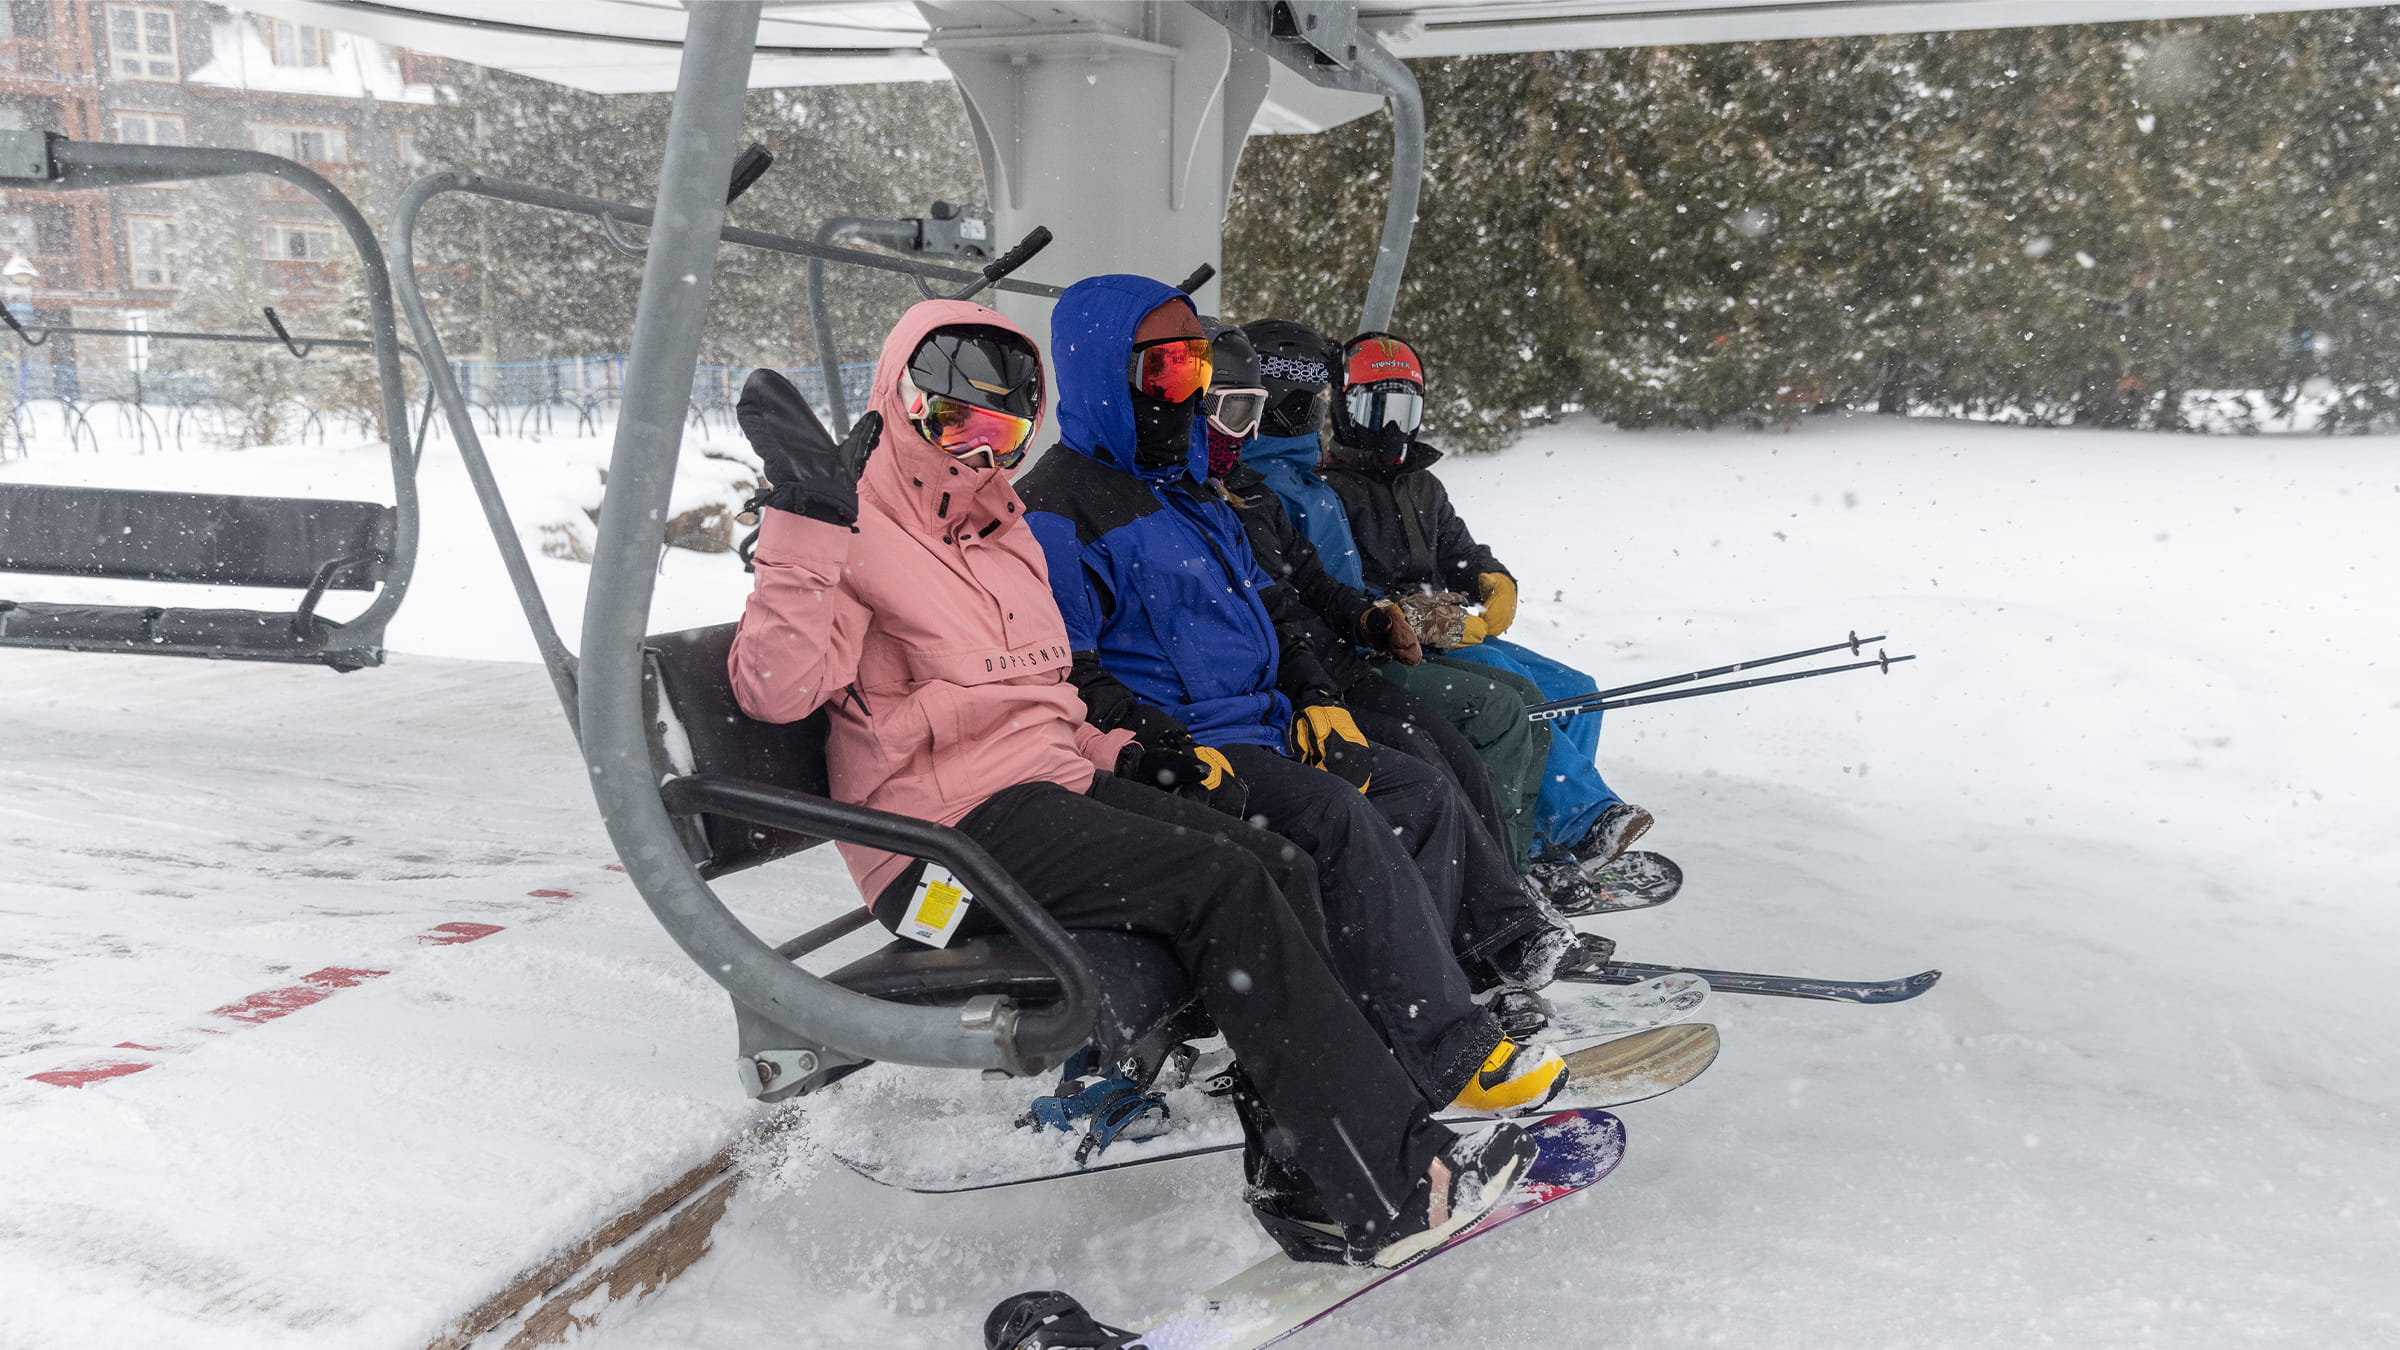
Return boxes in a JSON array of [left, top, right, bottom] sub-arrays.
[[1217, 742, 1544, 1102], [1342, 671, 1522, 879], [887, 775, 1447, 1232]]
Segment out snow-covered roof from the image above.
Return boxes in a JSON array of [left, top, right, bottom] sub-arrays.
[[190, 10, 440, 104], [232, 0, 2387, 95]]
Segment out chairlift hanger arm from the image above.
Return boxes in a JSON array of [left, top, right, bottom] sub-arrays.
[[661, 775, 1098, 1063]]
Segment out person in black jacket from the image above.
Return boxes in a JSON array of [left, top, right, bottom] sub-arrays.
[[1322, 332, 1656, 874], [1201, 320, 1614, 920]]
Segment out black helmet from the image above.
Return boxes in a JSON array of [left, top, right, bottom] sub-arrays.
[[904, 324, 1042, 419], [1242, 318, 1334, 439], [1199, 317, 1265, 442]]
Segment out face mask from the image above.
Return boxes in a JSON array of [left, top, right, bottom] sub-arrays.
[[1206, 424, 1246, 479], [1130, 387, 1197, 470]]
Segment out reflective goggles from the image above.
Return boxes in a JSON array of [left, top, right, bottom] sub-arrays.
[[1129, 337, 1213, 405], [1346, 383, 1424, 436], [1206, 386, 1267, 440], [915, 393, 1036, 469]]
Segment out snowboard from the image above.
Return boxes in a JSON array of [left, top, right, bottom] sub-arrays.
[[830, 1022, 1710, 1195], [1570, 849, 1684, 915], [1075, 1108, 1628, 1350], [1542, 969, 1707, 1048]]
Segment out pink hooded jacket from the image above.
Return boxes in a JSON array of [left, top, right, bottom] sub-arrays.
[[728, 299, 1135, 906]]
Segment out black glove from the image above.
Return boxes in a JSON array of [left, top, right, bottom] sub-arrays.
[[736, 367, 881, 528], [1117, 737, 1251, 819]]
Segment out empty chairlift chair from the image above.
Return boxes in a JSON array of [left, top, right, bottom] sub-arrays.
[[0, 135, 419, 672]]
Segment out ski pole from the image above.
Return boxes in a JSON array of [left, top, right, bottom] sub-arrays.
[[1528, 650, 1916, 722], [1522, 630, 1886, 721]]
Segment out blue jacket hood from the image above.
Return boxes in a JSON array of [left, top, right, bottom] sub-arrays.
[[1242, 431, 1324, 475], [1050, 273, 1205, 483]]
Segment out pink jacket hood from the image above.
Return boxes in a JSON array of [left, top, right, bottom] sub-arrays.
[[729, 299, 1133, 906]]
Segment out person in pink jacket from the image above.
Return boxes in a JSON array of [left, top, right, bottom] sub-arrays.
[[727, 298, 1534, 1268]]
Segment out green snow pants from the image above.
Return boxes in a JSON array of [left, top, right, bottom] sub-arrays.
[[1373, 653, 1552, 866]]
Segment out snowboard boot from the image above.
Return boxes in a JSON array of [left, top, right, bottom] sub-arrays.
[[1361, 1120, 1539, 1268], [1551, 931, 1619, 981], [1528, 854, 1607, 917], [984, 1291, 1142, 1350], [1571, 803, 1654, 870], [1485, 919, 1575, 991], [1448, 1037, 1568, 1116]]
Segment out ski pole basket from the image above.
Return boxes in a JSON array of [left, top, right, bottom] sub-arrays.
[[0, 134, 418, 672]]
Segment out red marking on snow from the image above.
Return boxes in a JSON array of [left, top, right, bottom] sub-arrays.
[[210, 967, 388, 1026], [114, 1041, 162, 1052], [28, 1060, 154, 1088], [417, 921, 504, 946], [602, 864, 626, 873], [527, 888, 575, 899]]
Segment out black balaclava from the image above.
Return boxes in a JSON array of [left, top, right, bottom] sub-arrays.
[[1130, 389, 1198, 470], [1243, 318, 1335, 440]]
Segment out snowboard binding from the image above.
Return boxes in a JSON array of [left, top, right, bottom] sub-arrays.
[[985, 1290, 1145, 1350]]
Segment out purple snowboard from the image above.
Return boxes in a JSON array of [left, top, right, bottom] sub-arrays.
[[1125, 1108, 1627, 1349]]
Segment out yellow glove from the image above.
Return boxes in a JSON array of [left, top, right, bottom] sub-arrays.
[[1457, 612, 1489, 647], [1192, 745, 1236, 791], [1478, 571, 1517, 638], [1289, 700, 1374, 793]]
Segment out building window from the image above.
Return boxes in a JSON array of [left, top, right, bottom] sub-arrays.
[[263, 19, 332, 67], [126, 215, 176, 287], [113, 109, 185, 145], [34, 205, 69, 254], [261, 221, 337, 262], [251, 122, 348, 163], [393, 128, 423, 167], [6, 0, 54, 42], [106, 4, 178, 81]]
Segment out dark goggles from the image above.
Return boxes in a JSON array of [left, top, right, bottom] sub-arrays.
[[1346, 382, 1423, 437], [1129, 337, 1213, 405]]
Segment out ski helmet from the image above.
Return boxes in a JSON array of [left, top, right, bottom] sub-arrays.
[[1331, 331, 1425, 465], [1243, 318, 1334, 439], [901, 324, 1043, 469]]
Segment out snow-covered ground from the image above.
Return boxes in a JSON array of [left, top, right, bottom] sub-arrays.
[[4, 414, 2396, 1348]]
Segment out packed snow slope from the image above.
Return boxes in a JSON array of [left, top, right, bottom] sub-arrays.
[[3, 413, 2397, 1349]]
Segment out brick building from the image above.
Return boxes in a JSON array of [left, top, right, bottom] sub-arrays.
[[0, 0, 436, 370]]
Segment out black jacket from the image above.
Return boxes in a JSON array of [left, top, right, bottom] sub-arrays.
[[1320, 439, 1509, 597], [1220, 464, 1381, 689]]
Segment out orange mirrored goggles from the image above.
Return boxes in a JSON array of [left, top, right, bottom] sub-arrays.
[[1129, 337, 1213, 405], [917, 394, 1036, 468]]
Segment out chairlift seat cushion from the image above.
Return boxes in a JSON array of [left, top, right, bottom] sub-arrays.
[[642, 622, 830, 878], [0, 599, 376, 671], [0, 483, 391, 589]]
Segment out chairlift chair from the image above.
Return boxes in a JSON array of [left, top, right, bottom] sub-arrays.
[[0, 134, 419, 672]]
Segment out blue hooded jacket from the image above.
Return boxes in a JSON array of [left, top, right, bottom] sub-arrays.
[[1242, 431, 1367, 590], [1017, 275, 1298, 749]]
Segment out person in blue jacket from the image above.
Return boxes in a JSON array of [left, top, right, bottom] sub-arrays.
[[1017, 274, 1579, 1122]]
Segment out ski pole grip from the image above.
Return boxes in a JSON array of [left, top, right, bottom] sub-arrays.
[[983, 226, 1052, 284]]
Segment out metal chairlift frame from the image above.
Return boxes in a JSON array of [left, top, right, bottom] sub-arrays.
[[385, 112, 1102, 1077], [375, 0, 1432, 1084], [0, 136, 419, 671]]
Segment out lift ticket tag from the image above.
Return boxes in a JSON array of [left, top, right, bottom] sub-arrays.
[[901, 865, 972, 948]]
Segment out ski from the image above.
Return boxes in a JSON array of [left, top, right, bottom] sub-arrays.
[[829, 1022, 1712, 1195], [1555, 849, 1682, 916], [1563, 958, 1941, 1004], [990, 1108, 1628, 1350]]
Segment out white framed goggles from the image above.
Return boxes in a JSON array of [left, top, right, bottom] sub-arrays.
[[1207, 386, 1267, 440]]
